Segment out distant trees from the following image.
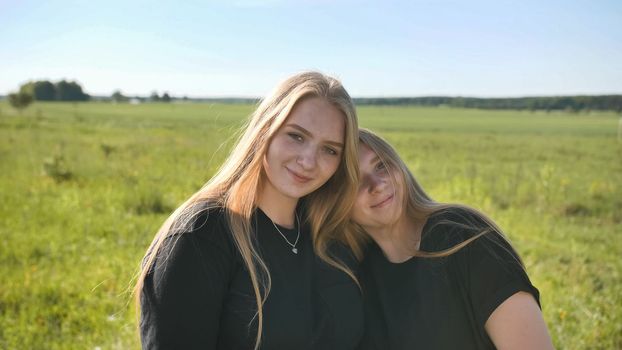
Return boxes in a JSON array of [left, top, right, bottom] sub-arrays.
[[8, 92, 33, 112], [7, 78, 620, 112], [149, 91, 159, 102], [354, 95, 622, 112], [20, 81, 56, 101], [109, 90, 172, 103], [17, 80, 89, 102], [6, 79, 89, 112], [55, 80, 89, 101], [111, 90, 128, 103], [149, 91, 171, 102]]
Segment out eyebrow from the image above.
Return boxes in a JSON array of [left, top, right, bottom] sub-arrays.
[[285, 123, 344, 148]]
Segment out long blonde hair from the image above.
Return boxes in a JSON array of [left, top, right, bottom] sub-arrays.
[[349, 128, 525, 263], [135, 72, 360, 349]]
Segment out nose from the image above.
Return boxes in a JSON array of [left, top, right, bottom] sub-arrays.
[[367, 174, 386, 194], [296, 145, 317, 170]]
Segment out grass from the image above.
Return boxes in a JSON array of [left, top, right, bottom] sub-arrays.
[[0, 101, 620, 349]]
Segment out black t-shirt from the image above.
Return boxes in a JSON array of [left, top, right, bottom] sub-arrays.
[[140, 206, 363, 349], [357, 208, 540, 350]]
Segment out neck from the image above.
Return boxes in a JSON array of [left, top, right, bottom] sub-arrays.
[[256, 182, 298, 229], [364, 214, 425, 263]]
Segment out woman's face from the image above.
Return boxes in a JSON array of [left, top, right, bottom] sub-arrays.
[[351, 144, 405, 230], [262, 96, 345, 201]]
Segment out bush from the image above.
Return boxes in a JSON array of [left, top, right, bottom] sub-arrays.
[[8, 92, 33, 112]]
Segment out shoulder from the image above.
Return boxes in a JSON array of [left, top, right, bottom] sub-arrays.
[[422, 207, 519, 263], [180, 203, 227, 234], [312, 240, 361, 291], [425, 206, 489, 232], [156, 204, 236, 270], [171, 204, 230, 240], [422, 206, 489, 250], [325, 240, 360, 271], [144, 204, 240, 300]]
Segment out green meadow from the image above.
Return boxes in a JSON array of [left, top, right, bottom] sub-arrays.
[[0, 101, 620, 349]]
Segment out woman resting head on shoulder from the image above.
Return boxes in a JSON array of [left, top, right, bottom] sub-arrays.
[[350, 128, 554, 350], [136, 72, 364, 350]]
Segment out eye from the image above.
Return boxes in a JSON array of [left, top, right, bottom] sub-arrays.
[[288, 133, 304, 142], [323, 146, 339, 156], [375, 161, 388, 172]]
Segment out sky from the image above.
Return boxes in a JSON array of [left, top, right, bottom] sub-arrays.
[[1, 0, 621, 98]]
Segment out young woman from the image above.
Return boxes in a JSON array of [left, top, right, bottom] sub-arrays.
[[351, 129, 554, 350], [135, 72, 364, 350]]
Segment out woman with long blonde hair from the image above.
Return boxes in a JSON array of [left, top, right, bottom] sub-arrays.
[[351, 129, 554, 350], [136, 72, 364, 349]]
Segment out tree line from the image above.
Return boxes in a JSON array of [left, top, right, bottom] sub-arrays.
[[19, 80, 90, 101], [110, 90, 173, 103], [354, 95, 622, 112], [5, 79, 622, 113], [7, 80, 90, 111]]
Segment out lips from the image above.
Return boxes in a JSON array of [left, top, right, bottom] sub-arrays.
[[371, 194, 394, 208], [286, 167, 313, 183]]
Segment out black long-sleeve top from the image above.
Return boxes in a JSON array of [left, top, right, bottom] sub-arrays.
[[140, 206, 363, 349]]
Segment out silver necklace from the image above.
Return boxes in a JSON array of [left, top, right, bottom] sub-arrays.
[[270, 212, 300, 254]]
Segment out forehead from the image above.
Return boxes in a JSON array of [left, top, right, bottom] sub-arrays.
[[358, 144, 379, 166], [284, 97, 345, 142]]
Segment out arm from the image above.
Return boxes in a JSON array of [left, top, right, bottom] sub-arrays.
[[485, 291, 554, 350]]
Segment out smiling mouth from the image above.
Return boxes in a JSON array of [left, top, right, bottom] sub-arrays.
[[371, 194, 394, 208], [286, 167, 313, 183]]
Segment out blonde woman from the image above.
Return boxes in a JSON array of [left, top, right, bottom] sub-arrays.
[[136, 72, 364, 349], [351, 129, 554, 350]]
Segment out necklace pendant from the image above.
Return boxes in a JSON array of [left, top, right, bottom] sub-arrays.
[[292, 247, 298, 254]]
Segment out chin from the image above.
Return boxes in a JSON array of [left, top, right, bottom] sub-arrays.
[[281, 186, 315, 200]]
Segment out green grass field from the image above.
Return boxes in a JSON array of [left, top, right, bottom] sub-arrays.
[[1, 101, 620, 349]]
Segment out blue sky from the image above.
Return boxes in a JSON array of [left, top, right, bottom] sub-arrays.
[[1, 0, 621, 97]]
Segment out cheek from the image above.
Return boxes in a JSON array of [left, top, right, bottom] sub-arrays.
[[350, 196, 367, 224], [266, 137, 291, 161], [263, 151, 277, 176], [264, 137, 287, 168], [261, 153, 275, 185], [318, 155, 341, 178]]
